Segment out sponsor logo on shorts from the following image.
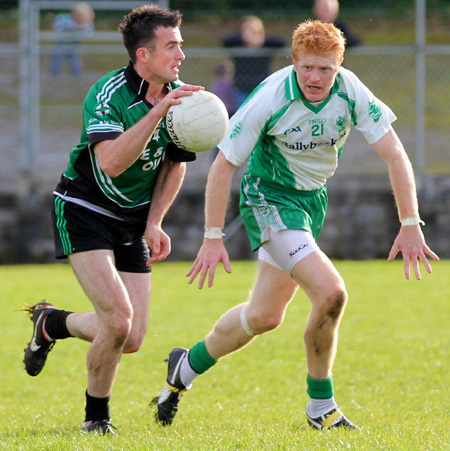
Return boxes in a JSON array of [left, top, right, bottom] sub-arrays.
[[289, 243, 309, 257]]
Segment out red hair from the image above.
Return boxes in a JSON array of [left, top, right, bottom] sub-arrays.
[[292, 20, 345, 64]]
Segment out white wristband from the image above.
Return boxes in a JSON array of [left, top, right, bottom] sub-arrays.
[[401, 217, 425, 226], [204, 227, 225, 239]]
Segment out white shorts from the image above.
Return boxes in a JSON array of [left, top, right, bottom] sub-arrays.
[[258, 228, 319, 275]]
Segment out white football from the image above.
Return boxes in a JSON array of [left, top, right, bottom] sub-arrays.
[[166, 90, 229, 153]]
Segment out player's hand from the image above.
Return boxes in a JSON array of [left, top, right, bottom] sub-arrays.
[[152, 84, 204, 119], [145, 224, 171, 264], [387, 225, 439, 280], [187, 239, 232, 289]]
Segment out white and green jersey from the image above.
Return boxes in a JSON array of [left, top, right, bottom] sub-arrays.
[[54, 63, 195, 225], [219, 65, 396, 191]]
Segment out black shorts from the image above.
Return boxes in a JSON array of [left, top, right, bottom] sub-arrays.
[[51, 195, 151, 273]]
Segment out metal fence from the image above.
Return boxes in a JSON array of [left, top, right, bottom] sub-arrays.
[[0, 0, 449, 185]]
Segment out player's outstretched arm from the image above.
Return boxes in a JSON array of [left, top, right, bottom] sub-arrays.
[[372, 129, 439, 279], [187, 152, 238, 288]]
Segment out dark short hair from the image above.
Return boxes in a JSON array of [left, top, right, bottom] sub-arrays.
[[119, 5, 182, 63]]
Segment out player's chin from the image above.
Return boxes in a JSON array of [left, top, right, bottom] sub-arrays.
[[305, 88, 324, 102]]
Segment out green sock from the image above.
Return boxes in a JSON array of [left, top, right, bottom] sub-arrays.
[[188, 340, 217, 374], [306, 374, 334, 399]]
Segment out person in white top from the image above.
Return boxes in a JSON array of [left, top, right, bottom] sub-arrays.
[[154, 19, 439, 430]]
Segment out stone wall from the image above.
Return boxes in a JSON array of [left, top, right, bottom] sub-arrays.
[[0, 174, 448, 264]]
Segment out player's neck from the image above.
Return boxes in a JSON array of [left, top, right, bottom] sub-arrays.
[[147, 84, 167, 105], [133, 62, 166, 98]]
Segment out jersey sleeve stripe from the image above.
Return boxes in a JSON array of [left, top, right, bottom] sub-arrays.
[[96, 72, 126, 103], [87, 124, 124, 133], [101, 79, 128, 107]]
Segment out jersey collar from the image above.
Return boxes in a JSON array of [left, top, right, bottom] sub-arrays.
[[124, 62, 178, 107], [285, 67, 303, 100], [125, 62, 150, 100], [285, 67, 341, 113]]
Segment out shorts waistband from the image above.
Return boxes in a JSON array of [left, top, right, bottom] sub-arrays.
[[244, 173, 327, 197]]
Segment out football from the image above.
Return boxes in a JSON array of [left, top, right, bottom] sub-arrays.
[[166, 90, 229, 153]]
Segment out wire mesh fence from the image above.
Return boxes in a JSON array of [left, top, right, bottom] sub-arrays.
[[0, 2, 449, 262], [2, 46, 448, 181], [0, 2, 449, 184]]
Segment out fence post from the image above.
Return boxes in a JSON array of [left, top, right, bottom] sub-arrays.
[[415, 0, 426, 173], [19, 0, 33, 173]]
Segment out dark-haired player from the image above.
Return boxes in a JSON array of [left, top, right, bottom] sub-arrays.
[[23, 4, 203, 434]]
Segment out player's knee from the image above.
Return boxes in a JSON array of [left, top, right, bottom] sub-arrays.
[[324, 285, 347, 320], [110, 311, 133, 348], [122, 333, 145, 354], [248, 310, 284, 334], [122, 340, 141, 354]]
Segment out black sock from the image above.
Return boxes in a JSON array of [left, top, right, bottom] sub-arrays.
[[44, 309, 73, 340], [85, 391, 111, 422]]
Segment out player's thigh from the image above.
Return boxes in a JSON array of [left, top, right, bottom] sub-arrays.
[[69, 249, 132, 317], [247, 259, 299, 319], [118, 270, 152, 340], [260, 228, 320, 275], [290, 249, 345, 303]]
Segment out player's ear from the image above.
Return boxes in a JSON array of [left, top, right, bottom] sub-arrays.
[[136, 47, 150, 63]]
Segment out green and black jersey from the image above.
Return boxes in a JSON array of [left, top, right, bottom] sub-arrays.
[[54, 62, 195, 226]]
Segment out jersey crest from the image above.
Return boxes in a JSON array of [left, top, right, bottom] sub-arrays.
[[336, 116, 347, 133]]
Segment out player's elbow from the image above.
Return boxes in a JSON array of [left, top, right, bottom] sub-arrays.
[[99, 160, 123, 178], [94, 141, 125, 178]]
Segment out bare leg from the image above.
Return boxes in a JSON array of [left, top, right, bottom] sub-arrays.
[[67, 250, 151, 398], [65, 270, 151, 351], [118, 270, 152, 353], [291, 250, 347, 379], [204, 249, 346, 380], [205, 259, 298, 359]]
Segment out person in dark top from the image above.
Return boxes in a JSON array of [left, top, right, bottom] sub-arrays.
[[222, 15, 285, 105], [313, 0, 361, 47], [211, 58, 239, 117]]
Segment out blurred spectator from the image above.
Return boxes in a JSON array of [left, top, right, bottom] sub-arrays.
[[313, 0, 361, 47], [210, 59, 239, 162], [222, 15, 285, 105], [211, 59, 239, 117], [50, 2, 95, 77]]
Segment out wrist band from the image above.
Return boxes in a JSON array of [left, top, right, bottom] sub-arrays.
[[204, 227, 225, 239], [401, 217, 425, 226]]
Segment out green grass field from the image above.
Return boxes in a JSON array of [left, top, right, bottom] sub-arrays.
[[0, 260, 449, 450]]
